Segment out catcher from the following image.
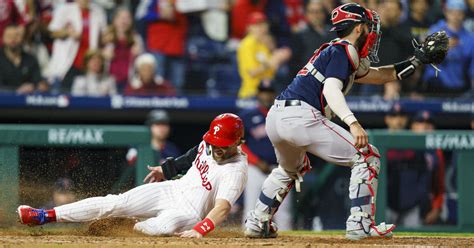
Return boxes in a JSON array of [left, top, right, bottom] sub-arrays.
[[244, 3, 448, 240], [18, 113, 248, 238]]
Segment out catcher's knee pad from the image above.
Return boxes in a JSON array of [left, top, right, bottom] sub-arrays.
[[346, 144, 382, 233]]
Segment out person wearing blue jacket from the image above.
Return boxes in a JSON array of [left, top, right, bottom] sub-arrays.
[[421, 0, 474, 96]]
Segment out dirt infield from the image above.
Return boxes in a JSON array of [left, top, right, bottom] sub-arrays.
[[1, 219, 473, 247]]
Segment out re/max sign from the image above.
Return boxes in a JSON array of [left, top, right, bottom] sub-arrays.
[[426, 134, 474, 150], [48, 128, 104, 144]]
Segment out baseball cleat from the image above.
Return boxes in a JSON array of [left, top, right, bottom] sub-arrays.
[[244, 211, 278, 239], [17, 205, 48, 226], [345, 222, 396, 240]]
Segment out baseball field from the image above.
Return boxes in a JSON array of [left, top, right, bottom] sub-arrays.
[[1, 218, 473, 247]]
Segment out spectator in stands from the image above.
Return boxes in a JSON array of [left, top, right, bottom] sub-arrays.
[[46, 0, 107, 93], [239, 79, 293, 231], [398, 0, 434, 97], [320, 0, 337, 24], [230, 0, 267, 40], [290, 0, 335, 76], [0, 25, 47, 94], [102, 8, 143, 93], [284, 0, 306, 33], [421, 0, 474, 96], [464, 0, 474, 33], [124, 53, 176, 96], [127, 109, 180, 167], [358, 0, 413, 98], [71, 50, 116, 96], [142, 0, 188, 94], [0, 0, 26, 47], [237, 12, 291, 98], [265, 0, 292, 47], [404, 0, 433, 42], [386, 110, 445, 227], [22, 1, 53, 75]]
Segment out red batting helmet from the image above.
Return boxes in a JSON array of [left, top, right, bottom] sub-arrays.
[[203, 113, 244, 147], [330, 3, 382, 63]]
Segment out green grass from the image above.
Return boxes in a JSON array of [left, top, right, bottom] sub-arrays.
[[282, 230, 474, 237]]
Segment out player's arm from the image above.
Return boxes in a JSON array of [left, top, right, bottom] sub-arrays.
[[354, 58, 421, 85], [356, 31, 450, 85], [178, 171, 246, 238], [204, 199, 232, 226], [161, 145, 198, 179], [144, 145, 198, 183], [323, 77, 368, 148], [177, 199, 232, 238], [354, 65, 398, 85]]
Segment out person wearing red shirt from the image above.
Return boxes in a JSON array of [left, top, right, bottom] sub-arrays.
[[46, 0, 106, 93], [142, 0, 188, 94]]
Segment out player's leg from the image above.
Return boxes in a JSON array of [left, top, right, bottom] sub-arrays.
[[272, 182, 293, 231], [245, 105, 309, 237], [18, 182, 176, 225], [134, 209, 200, 236], [305, 112, 394, 239], [243, 163, 294, 231]]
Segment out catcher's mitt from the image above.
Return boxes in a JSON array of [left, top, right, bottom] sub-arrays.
[[413, 31, 449, 65]]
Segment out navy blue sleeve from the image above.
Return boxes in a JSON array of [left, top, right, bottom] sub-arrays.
[[161, 145, 198, 180], [324, 46, 352, 81]]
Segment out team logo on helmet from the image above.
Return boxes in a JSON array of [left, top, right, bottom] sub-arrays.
[[213, 126, 220, 135]]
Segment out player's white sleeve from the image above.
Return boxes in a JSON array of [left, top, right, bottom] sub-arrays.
[[215, 170, 247, 206], [322, 77, 358, 126]]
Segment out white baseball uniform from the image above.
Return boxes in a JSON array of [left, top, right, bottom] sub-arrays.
[[54, 141, 248, 235]]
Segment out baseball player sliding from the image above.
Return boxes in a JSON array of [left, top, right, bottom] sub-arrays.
[[244, 3, 448, 240], [18, 113, 248, 239]]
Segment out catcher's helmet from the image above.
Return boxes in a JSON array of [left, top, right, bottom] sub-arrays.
[[203, 113, 244, 147], [330, 3, 372, 32], [330, 3, 382, 63], [145, 110, 170, 125]]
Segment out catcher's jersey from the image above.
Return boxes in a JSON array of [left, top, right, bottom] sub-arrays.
[[277, 40, 359, 114], [173, 141, 248, 218]]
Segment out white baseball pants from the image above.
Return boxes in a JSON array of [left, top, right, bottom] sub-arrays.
[[54, 181, 201, 236]]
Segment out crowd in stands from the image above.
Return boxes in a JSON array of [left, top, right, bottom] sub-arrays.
[[0, 0, 472, 99]]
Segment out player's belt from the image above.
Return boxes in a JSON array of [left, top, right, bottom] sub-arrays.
[[305, 62, 326, 83], [284, 100, 301, 107]]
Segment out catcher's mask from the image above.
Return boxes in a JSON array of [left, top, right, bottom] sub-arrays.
[[330, 3, 381, 63], [203, 113, 244, 147]]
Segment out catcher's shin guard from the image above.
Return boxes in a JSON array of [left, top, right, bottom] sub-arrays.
[[246, 156, 311, 238], [345, 145, 395, 240]]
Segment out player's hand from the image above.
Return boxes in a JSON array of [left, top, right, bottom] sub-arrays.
[[349, 122, 368, 149], [143, 165, 165, 183], [175, 229, 203, 238]]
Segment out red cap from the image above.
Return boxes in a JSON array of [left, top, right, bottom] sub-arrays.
[[203, 113, 244, 147], [247, 12, 267, 26]]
